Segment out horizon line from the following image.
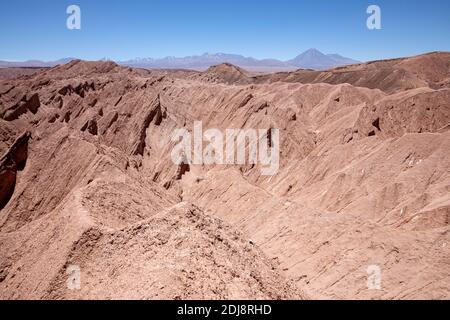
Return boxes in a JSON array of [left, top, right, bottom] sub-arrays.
[[2, 50, 450, 66]]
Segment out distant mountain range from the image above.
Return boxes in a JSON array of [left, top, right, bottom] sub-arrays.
[[120, 49, 360, 70], [0, 58, 76, 68], [0, 49, 361, 71], [120, 53, 292, 70], [286, 49, 361, 70]]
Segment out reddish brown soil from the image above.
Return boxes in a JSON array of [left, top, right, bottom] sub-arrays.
[[0, 53, 449, 299]]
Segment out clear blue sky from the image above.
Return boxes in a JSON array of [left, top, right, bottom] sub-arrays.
[[0, 0, 449, 62]]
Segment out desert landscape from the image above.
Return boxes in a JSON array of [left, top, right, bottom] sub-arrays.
[[0, 51, 449, 300]]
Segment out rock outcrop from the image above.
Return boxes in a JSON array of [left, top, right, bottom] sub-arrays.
[[0, 93, 40, 121], [0, 131, 31, 209]]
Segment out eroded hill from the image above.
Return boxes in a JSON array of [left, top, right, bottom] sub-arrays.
[[0, 54, 449, 299]]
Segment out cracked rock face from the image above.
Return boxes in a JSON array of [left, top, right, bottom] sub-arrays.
[[0, 54, 449, 299], [0, 93, 40, 121], [0, 131, 30, 209]]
